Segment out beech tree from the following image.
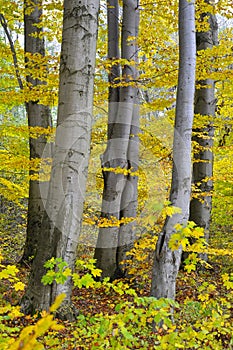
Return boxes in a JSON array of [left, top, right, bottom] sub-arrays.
[[189, 3, 218, 260], [0, 1, 53, 264], [94, 0, 140, 279], [151, 0, 196, 299], [22, 0, 53, 263], [21, 0, 100, 319]]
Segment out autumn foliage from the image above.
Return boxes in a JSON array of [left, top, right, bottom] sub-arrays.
[[0, 0, 233, 349]]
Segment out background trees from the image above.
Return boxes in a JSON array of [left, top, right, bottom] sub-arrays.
[[94, 0, 140, 279]]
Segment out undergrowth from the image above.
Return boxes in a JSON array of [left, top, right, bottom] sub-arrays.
[[0, 247, 233, 349]]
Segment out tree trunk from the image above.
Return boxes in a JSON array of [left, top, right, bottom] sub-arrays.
[[189, 5, 218, 261], [0, 4, 52, 264], [21, 0, 100, 320], [94, 0, 139, 279], [117, 5, 140, 269], [94, 0, 120, 279], [21, 0, 53, 263], [151, 0, 196, 300]]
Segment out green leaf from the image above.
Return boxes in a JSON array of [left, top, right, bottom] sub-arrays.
[[121, 326, 134, 340]]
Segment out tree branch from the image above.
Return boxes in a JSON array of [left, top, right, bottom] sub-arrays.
[[0, 13, 24, 90]]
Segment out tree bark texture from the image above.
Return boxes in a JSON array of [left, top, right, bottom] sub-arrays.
[[94, 0, 140, 279], [21, 0, 100, 319], [151, 0, 196, 300], [22, 0, 53, 263], [189, 5, 218, 260]]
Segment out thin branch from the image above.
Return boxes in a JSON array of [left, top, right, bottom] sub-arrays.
[[0, 13, 24, 90]]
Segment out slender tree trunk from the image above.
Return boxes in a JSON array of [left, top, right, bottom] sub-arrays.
[[94, 0, 120, 278], [94, 0, 139, 279], [1, 2, 53, 264], [117, 4, 140, 269], [189, 5, 218, 261], [21, 0, 52, 263], [21, 0, 100, 320], [151, 0, 196, 300]]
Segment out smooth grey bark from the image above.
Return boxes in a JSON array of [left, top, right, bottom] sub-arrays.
[[189, 6, 218, 261], [94, 0, 139, 279], [0, 2, 52, 264], [107, 0, 120, 140], [22, 0, 52, 263], [151, 0, 196, 300], [117, 3, 140, 270], [94, 0, 120, 278], [21, 0, 100, 320]]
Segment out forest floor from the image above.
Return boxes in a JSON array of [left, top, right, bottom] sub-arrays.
[[0, 244, 232, 349], [0, 211, 232, 349]]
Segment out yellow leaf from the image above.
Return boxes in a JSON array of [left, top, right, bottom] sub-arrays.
[[40, 310, 48, 318], [49, 293, 66, 313], [13, 281, 25, 291], [8, 306, 24, 319]]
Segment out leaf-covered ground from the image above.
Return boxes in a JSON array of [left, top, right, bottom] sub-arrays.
[[0, 247, 232, 349], [0, 199, 232, 349]]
